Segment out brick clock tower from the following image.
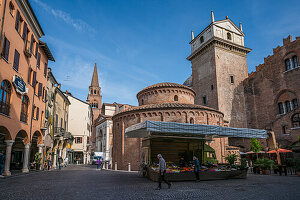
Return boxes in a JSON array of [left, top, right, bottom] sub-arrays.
[[187, 11, 252, 128], [87, 62, 102, 119]]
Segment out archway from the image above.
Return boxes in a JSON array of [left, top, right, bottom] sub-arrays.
[[30, 131, 43, 167], [0, 126, 13, 176], [11, 130, 28, 171]]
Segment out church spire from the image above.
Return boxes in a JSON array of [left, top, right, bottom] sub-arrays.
[[91, 62, 99, 87]]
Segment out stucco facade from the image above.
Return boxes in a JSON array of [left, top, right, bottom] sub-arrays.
[[65, 92, 92, 164], [0, 0, 54, 175]]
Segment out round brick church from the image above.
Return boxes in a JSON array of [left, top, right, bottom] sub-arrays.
[[112, 82, 230, 171]]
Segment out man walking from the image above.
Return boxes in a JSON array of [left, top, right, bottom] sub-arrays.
[[156, 154, 171, 190], [193, 156, 200, 182]]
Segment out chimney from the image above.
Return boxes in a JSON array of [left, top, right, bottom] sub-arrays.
[[211, 10, 215, 23], [239, 23, 243, 32], [191, 30, 194, 40], [226, 16, 228, 19]]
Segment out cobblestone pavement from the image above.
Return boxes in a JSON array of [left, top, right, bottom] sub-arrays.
[[0, 165, 299, 200]]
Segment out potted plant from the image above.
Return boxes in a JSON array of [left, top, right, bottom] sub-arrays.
[[225, 154, 238, 167], [254, 158, 274, 175], [35, 152, 42, 170]]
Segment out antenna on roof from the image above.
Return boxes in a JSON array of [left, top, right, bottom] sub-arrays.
[[211, 10, 215, 23]]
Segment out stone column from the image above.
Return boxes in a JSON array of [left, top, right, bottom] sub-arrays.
[[22, 143, 31, 173], [38, 144, 44, 154], [53, 148, 57, 168], [3, 140, 14, 176], [37, 144, 44, 170]]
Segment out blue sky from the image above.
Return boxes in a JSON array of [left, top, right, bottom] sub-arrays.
[[31, 0, 300, 106]]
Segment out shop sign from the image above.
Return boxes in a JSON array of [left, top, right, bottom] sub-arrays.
[[13, 75, 28, 95]]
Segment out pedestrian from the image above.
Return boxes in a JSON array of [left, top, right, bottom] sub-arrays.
[[193, 156, 200, 182], [0, 151, 5, 177], [58, 156, 63, 170], [96, 158, 100, 170], [64, 157, 68, 167], [156, 154, 171, 190]]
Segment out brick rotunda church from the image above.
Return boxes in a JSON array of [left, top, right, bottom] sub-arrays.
[[112, 82, 237, 171]]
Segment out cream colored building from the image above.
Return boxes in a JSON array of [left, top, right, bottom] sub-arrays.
[[65, 92, 92, 164]]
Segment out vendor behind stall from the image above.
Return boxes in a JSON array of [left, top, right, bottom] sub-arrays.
[[179, 157, 186, 168]]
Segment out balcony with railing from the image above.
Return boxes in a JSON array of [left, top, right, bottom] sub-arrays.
[[0, 102, 10, 116], [54, 127, 65, 137]]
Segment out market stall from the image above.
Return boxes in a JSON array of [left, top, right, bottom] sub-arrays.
[[126, 121, 267, 181]]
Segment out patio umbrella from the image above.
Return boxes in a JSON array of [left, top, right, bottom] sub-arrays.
[[267, 148, 292, 153], [246, 151, 266, 154]]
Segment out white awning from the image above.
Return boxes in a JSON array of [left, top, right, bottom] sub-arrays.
[[125, 121, 267, 139]]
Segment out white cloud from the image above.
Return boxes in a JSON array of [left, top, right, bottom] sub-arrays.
[[32, 0, 96, 35]]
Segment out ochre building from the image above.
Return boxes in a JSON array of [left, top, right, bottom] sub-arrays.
[[0, 0, 54, 175], [112, 82, 233, 171]]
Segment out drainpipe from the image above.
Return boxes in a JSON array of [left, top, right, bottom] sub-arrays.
[[0, 0, 7, 51]]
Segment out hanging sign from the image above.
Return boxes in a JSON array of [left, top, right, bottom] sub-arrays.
[[12, 75, 28, 95]]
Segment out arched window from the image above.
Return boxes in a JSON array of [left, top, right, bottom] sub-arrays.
[[141, 99, 144, 105], [174, 95, 178, 101], [291, 113, 300, 128], [20, 95, 29, 123], [285, 59, 291, 71], [292, 99, 298, 109], [285, 101, 292, 112], [94, 90, 96, 94], [0, 80, 12, 115], [9, 2, 15, 16], [227, 32, 232, 40], [90, 89, 93, 94], [292, 56, 298, 68], [190, 118, 194, 124], [278, 102, 284, 114], [200, 36, 204, 43]]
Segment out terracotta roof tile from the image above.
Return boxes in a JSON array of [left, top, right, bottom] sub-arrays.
[[137, 82, 195, 97]]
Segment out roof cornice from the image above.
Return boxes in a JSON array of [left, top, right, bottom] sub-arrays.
[[16, 0, 44, 38], [187, 36, 252, 61]]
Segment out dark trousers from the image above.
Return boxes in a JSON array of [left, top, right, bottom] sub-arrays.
[[194, 170, 200, 180], [158, 170, 170, 188]]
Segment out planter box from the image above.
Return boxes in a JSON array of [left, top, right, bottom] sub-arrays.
[[148, 168, 247, 182]]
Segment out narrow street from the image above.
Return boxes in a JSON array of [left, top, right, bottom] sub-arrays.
[[0, 165, 299, 200]]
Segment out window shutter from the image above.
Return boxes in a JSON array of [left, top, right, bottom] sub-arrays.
[[44, 63, 48, 77], [13, 49, 20, 71], [30, 35, 34, 53], [32, 71, 37, 87], [15, 10, 20, 31], [37, 53, 41, 67], [38, 83, 42, 96], [28, 67, 32, 83], [36, 107, 39, 119], [45, 90, 47, 102], [22, 22, 27, 40], [4, 38, 10, 61], [35, 42, 39, 58]]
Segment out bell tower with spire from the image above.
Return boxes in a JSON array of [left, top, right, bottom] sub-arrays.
[[87, 62, 102, 119]]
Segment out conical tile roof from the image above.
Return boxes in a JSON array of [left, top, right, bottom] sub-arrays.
[[90, 62, 99, 87]]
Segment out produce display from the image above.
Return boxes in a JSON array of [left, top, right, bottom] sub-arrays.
[[150, 162, 238, 173]]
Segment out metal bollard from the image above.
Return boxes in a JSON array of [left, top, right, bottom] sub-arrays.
[[128, 163, 131, 172], [115, 162, 117, 171]]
